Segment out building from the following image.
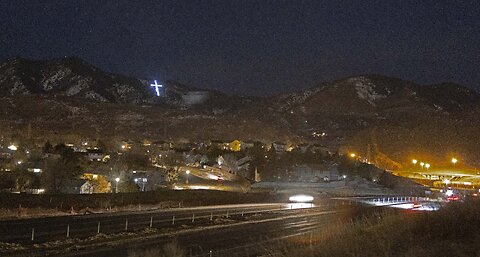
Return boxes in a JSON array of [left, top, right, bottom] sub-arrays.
[[241, 141, 255, 151], [60, 180, 94, 194], [272, 142, 287, 152], [310, 144, 330, 155], [86, 148, 106, 162], [229, 140, 242, 152], [210, 140, 230, 150]]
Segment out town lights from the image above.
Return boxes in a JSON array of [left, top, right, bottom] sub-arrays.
[[425, 163, 430, 170], [420, 162, 425, 168], [412, 159, 418, 165], [350, 153, 356, 158], [7, 144, 17, 151]]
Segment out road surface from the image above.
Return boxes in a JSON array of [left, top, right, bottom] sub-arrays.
[[0, 201, 350, 257]]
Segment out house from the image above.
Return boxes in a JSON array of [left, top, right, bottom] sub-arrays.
[[310, 144, 330, 155], [210, 140, 230, 150], [241, 141, 255, 151], [272, 142, 287, 152], [151, 141, 172, 151], [130, 170, 165, 191], [60, 180, 94, 194], [86, 148, 106, 161], [229, 140, 242, 152], [297, 143, 310, 153]]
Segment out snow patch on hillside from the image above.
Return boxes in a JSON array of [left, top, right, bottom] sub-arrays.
[[276, 86, 326, 111], [42, 68, 72, 91], [65, 77, 93, 96], [115, 111, 145, 121], [84, 91, 108, 102], [349, 77, 386, 106], [111, 83, 137, 99], [10, 79, 29, 95]]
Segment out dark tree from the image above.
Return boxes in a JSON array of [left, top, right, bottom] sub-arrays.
[[43, 141, 53, 154], [41, 150, 84, 193]]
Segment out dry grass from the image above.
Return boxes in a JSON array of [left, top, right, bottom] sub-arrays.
[[266, 200, 480, 257], [128, 240, 186, 257]]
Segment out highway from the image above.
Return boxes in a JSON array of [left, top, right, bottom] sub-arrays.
[[0, 201, 349, 257], [81, 208, 339, 257], [0, 203, 295, 244]]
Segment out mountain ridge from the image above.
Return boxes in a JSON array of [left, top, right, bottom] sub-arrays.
[[1, 57, 480, 169]]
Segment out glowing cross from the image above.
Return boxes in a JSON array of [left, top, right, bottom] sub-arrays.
[[150, 80, 163, 96]]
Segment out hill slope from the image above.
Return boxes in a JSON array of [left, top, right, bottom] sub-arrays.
[[1, 57, 480, 168], [271, 75, 480, 167]]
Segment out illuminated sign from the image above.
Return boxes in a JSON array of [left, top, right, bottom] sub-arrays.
[[150, 80, 163, 96]]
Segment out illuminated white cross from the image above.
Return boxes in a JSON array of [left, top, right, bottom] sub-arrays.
[[150, 80, 163, 96]]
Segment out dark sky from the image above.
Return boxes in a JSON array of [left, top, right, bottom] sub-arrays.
[[1, 0, 479, 95]]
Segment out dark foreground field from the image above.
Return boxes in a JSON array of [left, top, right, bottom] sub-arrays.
[[0, 189, 282, 219], [126, 199, 480, 257], [262, 199, 480, 257]]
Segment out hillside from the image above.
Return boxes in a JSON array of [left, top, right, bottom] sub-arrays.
[[271, 75, 480, 168], [0, 95, 297, 145], [0, 56, 245, 109], [1, 57, 480, 168]]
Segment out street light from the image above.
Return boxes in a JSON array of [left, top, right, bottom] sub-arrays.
[[350, 153, 356, 158], [115, 177, 120, 193], [420, 162, 425, 169], [412, 159, 418, 165], [451, 158, 458, 166], [425, 163, 430, 170], [142, 178, 147, 191], [186, 170, 190, 184]]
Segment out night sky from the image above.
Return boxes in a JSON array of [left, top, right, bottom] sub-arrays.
[[1, 0, 479, 95]]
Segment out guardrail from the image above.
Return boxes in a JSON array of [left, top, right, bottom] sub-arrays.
[[3, 203, 336, 244]]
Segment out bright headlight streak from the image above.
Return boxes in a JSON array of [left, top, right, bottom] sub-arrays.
[[289, 194, 314, 203]]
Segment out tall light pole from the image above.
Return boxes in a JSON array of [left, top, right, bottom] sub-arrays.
[[186, 170, 190, 184], [115, 177, 120, 193], [420, 162, 425, 169], [142, 178, 147, 192], [425, 163, 430, 170]]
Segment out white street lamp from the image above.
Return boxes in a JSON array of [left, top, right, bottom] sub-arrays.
[[115, 177, 120, 193], [186, 170, 190, 184], [451, 158, 458, 166]]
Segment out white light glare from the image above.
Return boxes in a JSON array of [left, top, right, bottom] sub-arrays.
[[289, 194, 314, 203], [445, 189, 454, 197]]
